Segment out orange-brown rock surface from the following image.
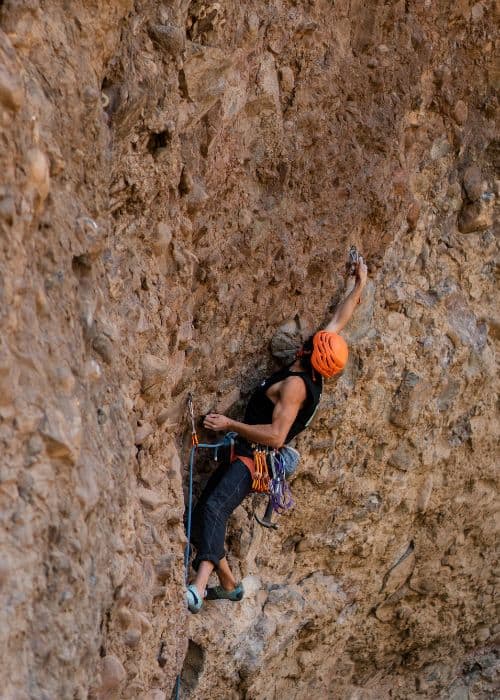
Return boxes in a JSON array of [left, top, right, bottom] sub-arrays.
[[0, 1, 498, 698]]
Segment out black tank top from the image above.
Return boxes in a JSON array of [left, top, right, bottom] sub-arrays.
[[237, 367, 322, 454]]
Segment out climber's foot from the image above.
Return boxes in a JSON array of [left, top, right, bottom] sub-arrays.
[[205, 582, 244, 602], [186, 584, 203, 613]]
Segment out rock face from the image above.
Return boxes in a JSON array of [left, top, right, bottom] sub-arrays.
[[0, 2, 498, 699]]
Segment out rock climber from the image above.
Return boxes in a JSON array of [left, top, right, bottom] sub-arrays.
[[186, 257, 368, 613]]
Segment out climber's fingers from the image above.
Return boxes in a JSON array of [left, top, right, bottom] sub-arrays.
[[355, 256, 368, 285], [203, 413, 230, 432]]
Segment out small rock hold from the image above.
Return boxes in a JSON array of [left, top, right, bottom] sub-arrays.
[[27, 148, 50, 203], [0, 65, 23, 111], [92, 334, 113, 364], [179, 167, 193, 195], [462, 165, 484, 202], [150, 24, 186, 56], [0, 558, 10, 587], [417, 475, 433, 513], [279, 66, 295, 93], [135, 422, 153, 445], [141, 354, 169, 392], [85, 359, 102, 382], [390, 371, 425, 429], [453, 100, 468, 125], [53, 366, 76, 396], [458, 199, 493, 233], [155, 555, 173, 583], [82, 86, 100, 105], [137, 487, 167, 510], [137, 612, 152, 633], [27, 434, 44, 457], [124, 627, 142, 648], [407, 201, 420, 230], [0, 194, 15, 225], [151, 222, 172, 255], [246, 11, 260, 37], [476, 626, 490, 642], [388, 443, 417, 471], [100, 654, 126, 690], [186, 181, 208, 214], [117, 607, 132, 628]]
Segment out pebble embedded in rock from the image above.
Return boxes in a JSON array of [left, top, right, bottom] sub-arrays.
[[387, 443, 417, 471], [137, 487, 167, 510], [155, 555, 173, 583], [151, 222, 172, 255], [141, 354, 169, 392], [149, 24, 186, 56], [100, 654, 126, 689], [458, 199, 493, 233], [135, 422, 153, 445], [407, 201, 420, 230], [462, 165, 484, 202], [0, 558, 10, 587], [453, 100, 468, 125], [0, 65, 23, 111], [26, 148, 50, 203], [117, 607, 132, 628], [92, 334, 114, 364], [124, 627, 142, 648], [416, 476, 433, 513], [85, 359, 102, 382], [279, 66, 295, 93], [0, 193, 15, 224]]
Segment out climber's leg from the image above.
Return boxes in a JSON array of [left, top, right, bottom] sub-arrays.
[[192, 560, 215, 597], [189, 459, 251, 602], [215, 557, 237, 591]]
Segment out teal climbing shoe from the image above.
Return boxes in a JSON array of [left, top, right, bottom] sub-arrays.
[[186, 584, 203, 614], [205, 582, 244, 602]]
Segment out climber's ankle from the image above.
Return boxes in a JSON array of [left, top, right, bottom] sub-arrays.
[[213, 557, 237, 590]]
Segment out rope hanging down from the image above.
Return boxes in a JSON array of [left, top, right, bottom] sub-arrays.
[[174, 394, 227, 700]]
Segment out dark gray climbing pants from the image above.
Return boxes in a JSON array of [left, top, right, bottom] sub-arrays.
[[191, 459, 252, 570]]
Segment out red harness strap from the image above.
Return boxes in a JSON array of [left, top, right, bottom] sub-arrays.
[[232, 452, 270, 493]]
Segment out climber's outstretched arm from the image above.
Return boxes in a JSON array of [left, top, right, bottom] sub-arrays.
[[324, 257, 368, 333], [204, 376, 306, 449]]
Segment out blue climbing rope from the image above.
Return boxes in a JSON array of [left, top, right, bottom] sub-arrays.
[[184, 441, 226, 573], [174, 394, 228, 699]]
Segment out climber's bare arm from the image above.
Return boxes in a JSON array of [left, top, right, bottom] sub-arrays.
[[325, 257, 368, 333], [204, 376, 306, 449]]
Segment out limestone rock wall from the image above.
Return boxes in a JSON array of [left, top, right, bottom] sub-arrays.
[[0, 1, 498, 698]]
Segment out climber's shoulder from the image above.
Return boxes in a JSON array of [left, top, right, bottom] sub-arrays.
[[275, 374, 307, 404]]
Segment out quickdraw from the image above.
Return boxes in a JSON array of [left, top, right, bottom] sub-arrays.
[[254, 450, 294, 529], [251, 448, 295, 507], [187, 392, 199, 447], [346, 245, 363, 305], [268, 451, 294, 514], [252, 447, 270, 493], [346, 245, 360, 276]]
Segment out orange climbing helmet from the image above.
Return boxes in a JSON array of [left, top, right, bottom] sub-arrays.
[[311, 330, 348, 378]]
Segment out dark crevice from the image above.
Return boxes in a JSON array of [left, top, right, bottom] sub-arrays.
[[179, 640, 205, 694], [147, 130, 170, 154]]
